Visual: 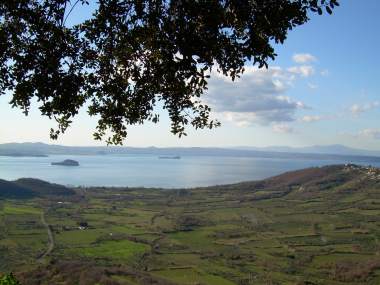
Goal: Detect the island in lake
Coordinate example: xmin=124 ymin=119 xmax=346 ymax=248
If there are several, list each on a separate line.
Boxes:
xmin=51 ymin=159 xmax=79 ymax=166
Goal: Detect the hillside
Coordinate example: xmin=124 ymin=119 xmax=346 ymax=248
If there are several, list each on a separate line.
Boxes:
xmin=0 ymin=179 xmax=35 ymax=199
xmin=1 ymin=165 xmax=380 ymax=284
xmin=205 ymin=164 xmax=378 ymax=199
xmin=14 ymin=179 xmax=76 ymax=197
xmin=0 ymin=178 xmax=75 ymax=199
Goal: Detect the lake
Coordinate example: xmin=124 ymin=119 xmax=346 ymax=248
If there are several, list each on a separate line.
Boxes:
xmin=0 ymin=154 xmax=379 ymax=188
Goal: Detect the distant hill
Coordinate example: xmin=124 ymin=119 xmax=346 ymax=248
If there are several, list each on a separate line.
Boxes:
xmin=14 ymin=178 xmax=76 ymax=196
xmin=208 ymin=164 xmax=380 ymax=202
xmin=231 ymin=144 xmax=380 ymax=157
xmin=0 ymin=179 xmax=35 ymax=199
xmin=0 ymin=142 xmax=380 ymax=161
xmin=0 ymin=178 xmax=75 ymax=199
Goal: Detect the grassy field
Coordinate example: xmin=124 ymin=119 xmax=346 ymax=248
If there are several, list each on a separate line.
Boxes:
xmin=1 ymin=164 xmax=380 ymax=284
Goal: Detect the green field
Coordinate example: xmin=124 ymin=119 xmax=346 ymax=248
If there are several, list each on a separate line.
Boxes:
xmin=1 ymin=164 xmax=380 ymax=284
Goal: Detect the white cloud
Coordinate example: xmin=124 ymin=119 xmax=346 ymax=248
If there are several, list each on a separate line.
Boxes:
xmin=320 ymin=69 xmax=329 ymax=76
xmin=205 ymin=66 xmax=307 ymax=127
xmin=220 ymin=112 xmax=259 ymax=128
xmin=292 ymin=53 xmax=317 ymax=64
xmin=287 ymin=65 xmax=315 ymax=77
xmin=350 ymin=101 xmax=379 ymax=116
xmin=308 ymin=83 xmax=318 ymax=89
xmin=350 ymin=104 xmax=361 ymax=115
xmin=300 ymin=115 xmax=323 ymax=123
xmin=358 ymin=129 xmax=380 ymax=140
xmin=300 ymin=114 xmax=337 ymax=123
xmin=272 ymin=123 xmax=293 ymax=134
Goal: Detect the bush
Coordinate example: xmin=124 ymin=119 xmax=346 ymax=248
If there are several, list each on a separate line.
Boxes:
xmin=0 ymin=273 xmax=20 ymax=285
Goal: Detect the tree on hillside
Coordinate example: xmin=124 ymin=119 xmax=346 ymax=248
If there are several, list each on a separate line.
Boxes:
xmin=0 ymin=0 xmax=339 ymax=144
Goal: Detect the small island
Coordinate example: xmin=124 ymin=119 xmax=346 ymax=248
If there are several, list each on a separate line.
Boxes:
xmin=51 ymin=159 xmax=79 ymax=166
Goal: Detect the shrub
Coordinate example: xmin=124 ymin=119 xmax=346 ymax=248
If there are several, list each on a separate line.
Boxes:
xmin=0 ymin=273 xmax=20 ymax=285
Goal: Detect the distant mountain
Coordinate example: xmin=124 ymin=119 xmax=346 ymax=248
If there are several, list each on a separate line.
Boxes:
xmin=0 ymin=142 xmax=380 ymax=161
xmin=0 ymin=142 xmax=49 ymax=157
xmin=0 ymin=178 xmax=75 ymax=199
xmin=231 ymin=144 xmax=380 ymax=157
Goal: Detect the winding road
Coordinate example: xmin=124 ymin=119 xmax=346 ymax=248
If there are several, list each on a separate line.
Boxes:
xmin=37 ymin=211 xmax=54 ymax=261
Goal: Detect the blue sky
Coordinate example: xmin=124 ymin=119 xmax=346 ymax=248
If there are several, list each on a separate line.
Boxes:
xmin=1 ymin=0 xmax=379 ymax=149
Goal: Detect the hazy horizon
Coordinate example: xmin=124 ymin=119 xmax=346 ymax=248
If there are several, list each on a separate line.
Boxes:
xmin=1 ymin=141 xmax=380 ymax=152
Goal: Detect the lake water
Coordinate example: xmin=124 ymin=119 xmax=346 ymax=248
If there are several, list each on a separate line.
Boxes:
xmin=0 ymin=154 xmax=379 ymax=188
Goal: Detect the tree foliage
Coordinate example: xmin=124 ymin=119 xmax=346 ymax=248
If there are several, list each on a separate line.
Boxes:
xmin=0 ymin=273 xmax=20 ymax=285
xmin=0 ymin=0 xmax=338 ymax=144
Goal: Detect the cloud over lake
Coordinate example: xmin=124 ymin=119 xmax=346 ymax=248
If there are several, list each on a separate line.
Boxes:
xmin=205 ymin=66 xmax=308 ymax=127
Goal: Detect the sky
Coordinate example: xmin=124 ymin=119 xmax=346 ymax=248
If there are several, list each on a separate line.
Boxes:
xmin=0 ymin=0 xmax=379 ymax=149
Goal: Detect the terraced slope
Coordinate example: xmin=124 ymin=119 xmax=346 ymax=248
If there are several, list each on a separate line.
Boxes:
xmin=1 ymin=164 xmax=380 ymax=284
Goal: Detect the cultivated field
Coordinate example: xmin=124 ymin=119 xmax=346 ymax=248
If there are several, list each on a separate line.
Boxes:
xmin=1 ymin=164 xmax=380 ymax=284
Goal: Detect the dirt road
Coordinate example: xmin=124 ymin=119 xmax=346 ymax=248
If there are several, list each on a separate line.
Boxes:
xmin=37 ymin=211 xmax=54 ymax=261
